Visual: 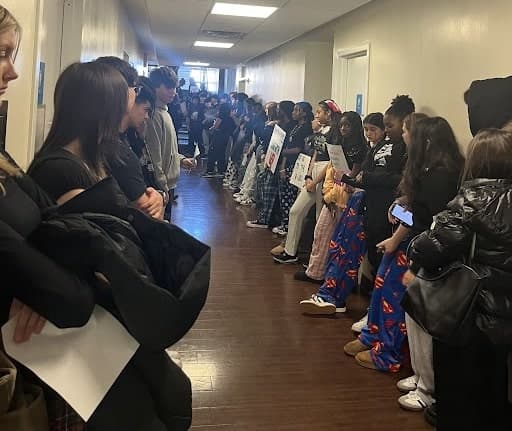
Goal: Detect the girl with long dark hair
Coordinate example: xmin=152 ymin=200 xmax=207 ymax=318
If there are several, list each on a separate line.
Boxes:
xmin=344 ymin=114 xmax=464 ymax=375
xmin=295 ymin=111 xmax=367 ymax=283
xmin=407 ymin=128 xmax=512 ymax=430
xmin=29 ymin=62 xmax=128 ymax=204
xmin=272 ymin=99 xmax=342 ymax=263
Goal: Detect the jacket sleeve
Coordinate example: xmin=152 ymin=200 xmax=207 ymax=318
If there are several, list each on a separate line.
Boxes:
xmin=408 ymin=206 xmax=473 ymax=272
xmin=0 ymin=219 xmax=95 ymax=327
xmin=145 ymin=114 xmax=169 ymax=193
xmin=14 ymin=174 xmax=54 ymax=210
xmin=322 ymin=164 xmax=335 ymax=197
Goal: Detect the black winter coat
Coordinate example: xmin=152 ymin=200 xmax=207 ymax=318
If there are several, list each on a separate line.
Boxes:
xmin=408 ymin=179 xmax=512 ymax=345
xmin=29 ymin=178 xmax=211 ymax=430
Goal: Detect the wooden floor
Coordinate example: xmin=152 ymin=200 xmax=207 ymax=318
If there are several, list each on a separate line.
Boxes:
xmin=172 ymin=171 xmax=432 ymax=431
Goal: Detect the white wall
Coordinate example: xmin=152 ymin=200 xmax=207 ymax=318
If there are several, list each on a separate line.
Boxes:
xmin=331 ymin=0 xmax=512 ymax=144
xmin=2 ymin=0 xmax=42 ymax=169
xmin=245 ymin=34 xmax=333 ymax=104
xmin=246 ymin=41 xmax=306 ymax=103
xmin=80 ymin=0 xmax=143 ymax=68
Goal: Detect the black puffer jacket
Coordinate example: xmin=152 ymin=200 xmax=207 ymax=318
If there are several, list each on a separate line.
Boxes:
xmin=408 ymin=178 xmax=512 ymax=344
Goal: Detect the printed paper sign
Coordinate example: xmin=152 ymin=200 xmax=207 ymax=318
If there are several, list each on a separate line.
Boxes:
xmin=290 ymin=154 xmax=312 ymax=189
xmin=2 ymin=306 xmax=139 ymax=421
xmin=264 ymin=125 xmax=287 ymax=174
xmin=327 ymin=144 xmax=350 ymax=173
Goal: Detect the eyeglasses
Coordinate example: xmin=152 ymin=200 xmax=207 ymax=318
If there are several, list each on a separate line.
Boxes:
xmin=131 ymin=85 xmax=143 ymax=95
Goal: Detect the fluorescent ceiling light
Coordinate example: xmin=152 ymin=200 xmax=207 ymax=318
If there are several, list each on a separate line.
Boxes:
xmin=194 ymin=41 xmax=234 ymax=49
xmin=184 ymin=61 xmax=210 ymax=67
xmin=211 ymin=2 xmax=278 ymax=18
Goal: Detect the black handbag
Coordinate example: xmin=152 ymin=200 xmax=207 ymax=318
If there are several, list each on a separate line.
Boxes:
xmin=402 ymin=234 xmax=490 ymax=345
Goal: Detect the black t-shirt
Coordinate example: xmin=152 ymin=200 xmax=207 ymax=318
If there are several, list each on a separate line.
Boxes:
xmin=30 ymin=144 xmax=147 ymax=203
xmin=283 ymin=121 xmax=313 ymax=166
xmin=29 ymin=149 xmax=96 ymax=202
xmin=109 ymin=136 xmax=147 ymax=201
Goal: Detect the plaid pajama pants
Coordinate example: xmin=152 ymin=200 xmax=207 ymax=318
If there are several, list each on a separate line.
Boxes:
xmin=278 ymin=165 xmax=299 ymax=231
xmin=305 ymin=205 xmax=341 ymax=280
xmin=46 ymin=390 xmax=86 ymax=431
xmin=256 ymin=169 xmax=279 ymax=225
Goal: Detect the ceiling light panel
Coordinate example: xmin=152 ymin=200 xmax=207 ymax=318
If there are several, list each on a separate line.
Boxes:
xmin=211 ymin=2 xmax=278 ymax=19
xmin=194 ymin=41 xmax=234 ymax=48
xmin=184 ymin=61 xmax=211 ymax=66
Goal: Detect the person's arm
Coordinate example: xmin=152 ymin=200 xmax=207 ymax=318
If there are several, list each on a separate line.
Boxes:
xmin=145 ymin=113 xmax=169 ymax=193
xmin=306 ymin=162 xmax=328 ymax=193
xmin=408 ymin=207 xmax=472 ymax=271
xmin=0 ymin=220 xmax=95 ymax=328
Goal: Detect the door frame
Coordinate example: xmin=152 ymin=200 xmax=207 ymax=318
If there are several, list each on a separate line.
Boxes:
xmin=332 ymin=43 xmax=370 ymax=115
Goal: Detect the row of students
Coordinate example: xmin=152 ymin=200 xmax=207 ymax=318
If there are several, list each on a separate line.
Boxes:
xmin=227 ymin=87 xmax=512 ymax=429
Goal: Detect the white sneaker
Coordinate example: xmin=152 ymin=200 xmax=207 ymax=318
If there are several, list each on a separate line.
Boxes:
xmin=166 ymin=349 xmax=183 ymax=369
xmin=299 ymin=294 xmax=346 ymax=315
xmin=398 ymin=389 xmax=431 ymax=412
xmin=351 ymin=313 xmax=368 ymax=333
xmin=397 ymin=375 xmax=419 ymax=393
xmin=246 ymin=220 xmax=268 ymax=228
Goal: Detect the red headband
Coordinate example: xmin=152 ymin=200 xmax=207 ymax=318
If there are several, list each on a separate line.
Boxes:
xmin=323 ymin=99 xmax=342 ymax=114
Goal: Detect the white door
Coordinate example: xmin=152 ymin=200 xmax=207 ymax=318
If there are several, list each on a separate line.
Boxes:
xmin=344 ymin=53 xmax=368 ymax=116
xmin=334 ymin=46 xmax=369 ymax=117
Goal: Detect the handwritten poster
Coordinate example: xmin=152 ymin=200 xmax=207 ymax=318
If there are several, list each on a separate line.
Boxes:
xmin=290 ymin=154 xmax=312 ymax=189
xmin=264 ymin=125 xmax=286 ymax=173
xmin=327 ymin=144 xmax=350 ymax=173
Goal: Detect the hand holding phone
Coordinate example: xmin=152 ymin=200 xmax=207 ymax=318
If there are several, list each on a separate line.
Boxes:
xmin=391 ymin=203 xmax=414 ymax=228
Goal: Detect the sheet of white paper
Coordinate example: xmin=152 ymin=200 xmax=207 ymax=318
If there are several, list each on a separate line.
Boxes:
xmin=327 ymin=144 xmax=350 ymax=173
xmin=193 ymin=144 xmax=201 ymax=159
xmin=290 ymin=154 xmax=312 ymax=189
xmin=264 ymin=125 xmax=287 ymax=173
xmin=2 ymin=306 xmax=139 ymax=421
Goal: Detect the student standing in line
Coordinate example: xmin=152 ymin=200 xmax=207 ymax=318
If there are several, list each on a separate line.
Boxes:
xmin=271 ymin=99 xmax=342 ymax=263
xmin=273 ymin=102 xmax=314 ymax=236
xmin=203 ymin=102 xmax=237 ymax=177
xmin=146 ymin=66 xmax=196 ymax=220
xmin=94 ymin=56 xmax=164 ymax=219
xmin=344 ymin=115 xmax=463 ymax=376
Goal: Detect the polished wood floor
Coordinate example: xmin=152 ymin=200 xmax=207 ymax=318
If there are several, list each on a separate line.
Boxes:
xmin=172 ymin=170 xmax=432 ymax=431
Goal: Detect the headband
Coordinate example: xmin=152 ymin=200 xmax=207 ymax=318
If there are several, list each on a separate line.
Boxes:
xmin=323 ymin=99 xmax=342 ymax=114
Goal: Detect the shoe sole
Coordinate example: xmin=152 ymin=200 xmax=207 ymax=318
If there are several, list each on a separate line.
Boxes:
xmin=247 ymin=224 xmax=268 ymax=229
xmin=344 ymin=344 xmax=370 ymax=357
xmin=398 ymin=398 xmax=427 ymax=412
xmin=273 ymin=257 xmax=298 ymax=264
xmin=300 ymin=302 xmax=336 ymax=315
xmin=397 ymin=384 xmax=418 ymax=393
xmin=355 ymin=354 xmax=377 ymax=370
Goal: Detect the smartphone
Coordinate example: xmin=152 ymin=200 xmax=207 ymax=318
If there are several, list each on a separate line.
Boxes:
xmin=391 ymin=203 xmax=414 ymax=227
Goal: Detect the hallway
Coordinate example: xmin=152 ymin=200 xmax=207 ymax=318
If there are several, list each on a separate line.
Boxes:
xmin=172 ymin=172 xmax=431 ymax=431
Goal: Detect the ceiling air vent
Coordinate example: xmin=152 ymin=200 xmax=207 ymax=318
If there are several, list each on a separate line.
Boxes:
xmin=200 ymin=30 xmax=246 ymax=41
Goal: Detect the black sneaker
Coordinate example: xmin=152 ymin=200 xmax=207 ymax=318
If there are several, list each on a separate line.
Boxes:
xmin=294 ymin=271 xmax=323 ymax=284
xmin=273 ymin=252 xmax=298 ymax=264
xmin=424 ymin=403 xmax=436 ymax=427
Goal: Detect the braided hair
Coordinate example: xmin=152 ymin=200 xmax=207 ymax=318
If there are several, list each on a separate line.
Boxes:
xmin=385 ymin=95 xmax=415 ymax=121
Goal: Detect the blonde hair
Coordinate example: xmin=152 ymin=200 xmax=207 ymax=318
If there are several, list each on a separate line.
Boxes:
xmin=0 ymin=6 xmax=21 ymax=58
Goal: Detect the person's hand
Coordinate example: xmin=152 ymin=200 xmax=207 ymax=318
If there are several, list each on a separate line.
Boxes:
xmin=376 ymin=236 xmax=401 ymax=255
xmin=9 ymin=299 xmax=46 ymax=344
xmin=388 ymin=203 xmax=399 ymax=224
xmin=140 ymin=187 xmax=164 ymax=219
xmin=181 ymin=158 xmax=197 ymax=169
xmin=305 ymin=179 xmax=316 ymax=192
xmin=402 ymin=269 xmax=416 ymax=288
xmin=279 ymin=169 xmax=287 ymax=180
